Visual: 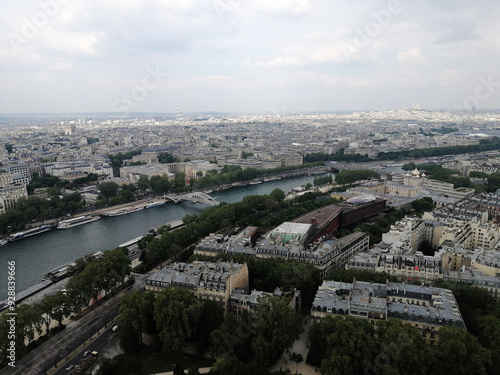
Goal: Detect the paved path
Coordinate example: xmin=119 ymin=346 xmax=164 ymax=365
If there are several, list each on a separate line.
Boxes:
xmin=152 ymin=367 xmax=211 ymax=375
xmin=270 ymin=316 xmax=319 ymax=375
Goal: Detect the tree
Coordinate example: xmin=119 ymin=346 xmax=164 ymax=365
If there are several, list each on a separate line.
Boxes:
xmin=403 ymin=162 xmax=417 ymax=171
xmin=270 ymin=188 xmax=286 ymax=203
xmin=209 ymin=358 xmax=268 ymax=375
xmin=159 ymin=152 xmax=177 ymax=163
xmin=319 ymin=316 xmax=377 ymax=375
xmin=150 ymin=174 xmax=171 ymax=194
xmin=99 ymin=182 xmax=119 ymax=201
xmin=137 ymin=234 xmax=155 ymax=250
xmin=434 ymin=326 xmax=491 ymax=375
xmin=48 ymin=291 xmax=71 ymax=328
xmin=173 ymin=172 xmax=189 ymax=192
xmin=328 ymin=269 xmax=397 ymax=284
xmin=371 ymin=319 xmax=433 ymax=375
xmin=335 ymin=170 xmax=380 ymax=185
xmin=412 ymin=197 xmax=434 ymax=212
xmin=418 ymin=239 xmax=434 ymax=256
xmin=137 ymin=175 xmax=150 ymax=195
xmin=118 ymin=291 xmax=156 ymax=354
xmin=154 ymin=288 xmax=203 ymax=353
xmin=251 ymin=294 xmax=303 ymax=366
xmin=197 ymin=300 xmax=225 ymax=347
xmin=474 ymin=314 xmax=500 ymax=370
xmin=173 ymin=362 xmax=185 ymax=375
xmin=95 ymin=354 xmax=141 ymax=375
xmin=210 ymin=310 xmax=253 ymax=360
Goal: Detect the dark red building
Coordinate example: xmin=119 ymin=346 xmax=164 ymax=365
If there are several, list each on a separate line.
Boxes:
xmin=291 ymin=198 xmax=387 ymax=246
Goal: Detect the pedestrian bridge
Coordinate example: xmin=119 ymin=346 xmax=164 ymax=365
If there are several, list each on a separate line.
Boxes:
xmin=162 ymin=192 xmax=220 ymax=206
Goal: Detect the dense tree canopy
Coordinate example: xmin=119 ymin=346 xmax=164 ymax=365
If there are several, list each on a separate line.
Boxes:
xmin=158 ymin=152 xmax=178 ymax=164
xmin=334 ymin=170 xmax=380 ymax=185
xmin=154 ymin=288 xmax=203 ymax=353
xmin=108 ymin=150 xmax=142 ymax=176
xmin=66 ymin=248 xmax=131 ymax=311
xmin=251 ymin=295 xmax=303 ymax=366
xmin=117 ymin=291 xmax=157 ymax=354
xmin=411 ymin=197 xmax=434 ymax=212
xmin=435 ymin=327 xmax=492 ymax=375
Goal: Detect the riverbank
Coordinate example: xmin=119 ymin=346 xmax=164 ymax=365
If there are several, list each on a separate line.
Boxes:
xmin=0 ymin=172 xmax=331 ymax=301
xmin=27 ymin=166 xmax=329 ymax=226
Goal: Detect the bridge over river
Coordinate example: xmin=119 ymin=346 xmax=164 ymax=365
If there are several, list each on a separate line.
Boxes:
xmin=162 ymin=192 xmax=220 ymax=206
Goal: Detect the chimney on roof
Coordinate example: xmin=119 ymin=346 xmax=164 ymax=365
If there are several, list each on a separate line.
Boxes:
xmin=311 ymin=218 xmax=318 ymax=224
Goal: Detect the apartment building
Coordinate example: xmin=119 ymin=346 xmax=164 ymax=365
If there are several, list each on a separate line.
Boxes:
xmin=194 ymin=226 xmax=258 ymax=258
xmin=145 ymin=260 xmax=249 ymax=308
xmin=228 ymin=287 xmax=301 ymax=316
xmin=311 ymin=280 xmax=465 ymax=346
xmin=382 ymin=217 xmax=424 ymax=254
xmin=0 ymin=169 xmax=28 ymax=214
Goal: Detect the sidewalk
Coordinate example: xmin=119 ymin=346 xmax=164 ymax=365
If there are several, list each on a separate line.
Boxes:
xmin=152 ymin=367 xmax=211 ymax=375
xmin=270 ymin=316 xmax=319 ymax=375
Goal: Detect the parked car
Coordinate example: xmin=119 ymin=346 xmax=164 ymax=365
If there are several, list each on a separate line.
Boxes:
xmin=66 ymin=364 xmax=74 ymax=371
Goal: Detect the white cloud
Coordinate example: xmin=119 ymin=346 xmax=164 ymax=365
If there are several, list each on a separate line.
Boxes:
xmin=46 ymin=61 xmax=73 ymax=71
xmin=248 ymin=0 xmax=311 ymax=17
xmin=438 ymin=69 xmax=467 ymax=86
xmin=240 ymin=56 xmax=300 ymax=68
xmin=35 ymin=71 xmax=56 ymax=84
xmin=397 ymin=47 xmax=432 ymax=70
xmin=0 ymin=0 xmax=499 ymax=112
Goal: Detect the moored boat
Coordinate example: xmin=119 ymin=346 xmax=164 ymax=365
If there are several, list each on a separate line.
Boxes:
xmin=0 ymin=239 xmax=8 ymax=247
xmin=144 ymin=201 xmax=166 ymax=209
xmin=105 ymin=206 xmax=144 ymax=217
xmin=8 ymin=225 xmax=52 ymax=241
xmin=119 ymin=236 xmax=144 ymax=248
xmin=57 ymin=215 xmax=101 ymax=229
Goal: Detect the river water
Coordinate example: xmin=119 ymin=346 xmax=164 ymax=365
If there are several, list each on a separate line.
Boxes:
xmin=0 ymin=174 xmax=331 ymax=300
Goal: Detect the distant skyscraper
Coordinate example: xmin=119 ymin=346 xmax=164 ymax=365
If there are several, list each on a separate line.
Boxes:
xmin=176 ymin=108 xmax=184 ymax=121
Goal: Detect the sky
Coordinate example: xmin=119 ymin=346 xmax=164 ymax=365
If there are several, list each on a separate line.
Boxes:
xmin=1 ymin=0 xmax=499 ymax=114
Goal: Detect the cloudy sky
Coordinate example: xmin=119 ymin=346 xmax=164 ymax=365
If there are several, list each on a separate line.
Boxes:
xmin=1 ymin=0 xmax=499 ymax=114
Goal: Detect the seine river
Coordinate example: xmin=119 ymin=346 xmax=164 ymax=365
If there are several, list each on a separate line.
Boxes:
xmin=0 ymin=174 xmax=330 ymax=300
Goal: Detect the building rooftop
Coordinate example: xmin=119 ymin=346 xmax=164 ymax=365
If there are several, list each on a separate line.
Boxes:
xmin=312 ymin=280 xmax=465 ymax=328
xmin=146 ymin=260 xmax=245 ymax=290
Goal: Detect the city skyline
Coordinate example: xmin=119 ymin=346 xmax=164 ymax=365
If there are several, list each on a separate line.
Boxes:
xmin=1 ymin=0 xmax=499 ymax=114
